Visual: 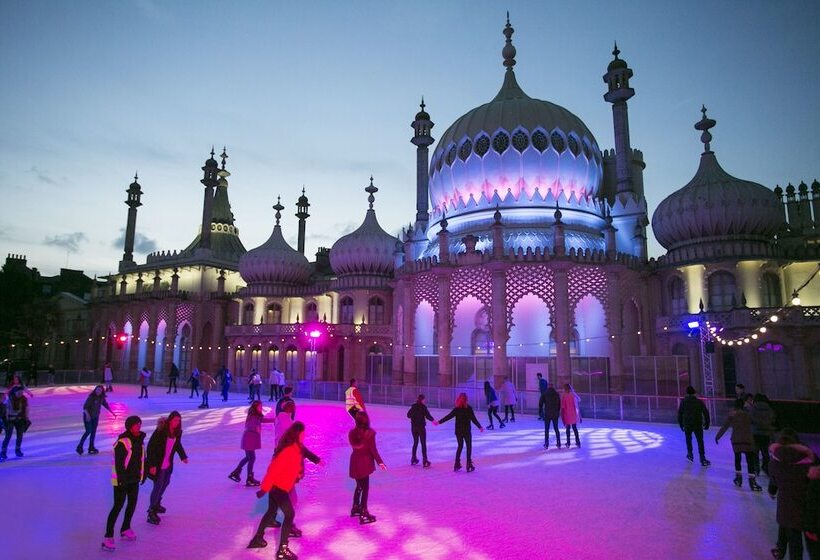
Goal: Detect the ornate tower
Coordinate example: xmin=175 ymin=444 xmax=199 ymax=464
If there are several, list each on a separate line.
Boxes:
xmin=295 ymin=187 xmax=310 ymax=255
xmin=118 ymin=173 xmax=143 ymax=272
xmin=199 ymin=147 xmax=219 ymax=251
xmin=603 ymin=42 xmax=635 ymax=196
xmin=411 ymin=97 xmax=434 ymax=227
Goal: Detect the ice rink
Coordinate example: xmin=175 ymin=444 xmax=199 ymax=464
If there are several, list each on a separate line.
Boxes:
xmin=4 ymin=384 xmax=795 ymax=560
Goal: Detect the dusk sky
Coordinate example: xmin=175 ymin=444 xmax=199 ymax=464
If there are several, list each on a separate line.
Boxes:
xmin=1 ymin=1 xmax=818 ymax=277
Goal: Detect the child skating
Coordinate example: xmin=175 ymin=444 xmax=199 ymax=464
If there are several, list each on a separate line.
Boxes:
xmin=349 ymin=411 xmax=387 ymax=523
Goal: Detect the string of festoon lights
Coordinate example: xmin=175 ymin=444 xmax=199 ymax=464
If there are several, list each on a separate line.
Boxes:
xmin=710 ymin=263 xmax=820 ymax=348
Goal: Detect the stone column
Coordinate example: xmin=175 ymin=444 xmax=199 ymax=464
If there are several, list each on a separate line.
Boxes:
xmin=146 ymin=315 xmax=159 ymax=374
xmin=607 ymin=270 xmax=624 ymax=392
xmin=212 ymin=302 xmax=225 ymax=372
xmin=554 ymin=266 xmax=571 ymax=387
xmin=227 ymin=342 xmax=236 ymax=375
xmin=790 ymin=332 xmax=812 ymax=399
xmin=402 ymin=279 xmax=417 ymax=385
xmin=162 ymin=303 xmax=178 ymax=375
xmin=491 ymin=266 xmax=508 ymax=386
xmin=436 ymin=272 xmax=452 ymax=387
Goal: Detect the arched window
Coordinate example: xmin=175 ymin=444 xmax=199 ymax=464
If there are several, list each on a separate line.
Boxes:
xmin=761 ymin=273 xmax=782 ymax=308
xmin=242 ymin=302 xmax=255 ymax=325
xmin=368 ymin=297 xmax=385 ymax=325
xmin=266 ymin=303 xmax=283 ymax=324
xmin=668 ymin=277 xmax=686 ymax=316
xmin=305 ymin=302 xmax=319 ymax=323
xmin=340 ymin=297 xmax=354 ymax=324
xmin=708 ymin=271 xmax=736 ymax=311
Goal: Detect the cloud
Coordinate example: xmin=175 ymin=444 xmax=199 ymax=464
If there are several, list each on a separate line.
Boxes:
xmin=306 ymin=221 xmax=358 ymax=244
xmin=27 ymin=165 xmax=57 ymax=185
xmin=43 ymin=232 xmax=87 ymax=254
xmin=111 ymin=228 xmax=158 ymax=254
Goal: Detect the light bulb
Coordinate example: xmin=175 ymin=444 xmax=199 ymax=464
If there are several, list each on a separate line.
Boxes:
xmin=770 ymin=315 xmax=779 ymax=323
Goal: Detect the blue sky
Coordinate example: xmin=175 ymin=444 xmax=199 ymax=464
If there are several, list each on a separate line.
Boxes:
xmin=1 ymin=1 xmax=818 ymax=276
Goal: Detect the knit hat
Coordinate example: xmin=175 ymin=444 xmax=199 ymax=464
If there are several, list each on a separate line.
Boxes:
xmin=125 ymin=415 xmax=142 ymax=430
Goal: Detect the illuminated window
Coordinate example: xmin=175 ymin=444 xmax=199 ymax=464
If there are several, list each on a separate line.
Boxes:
xmin=474 ymin=135 xmax=490 ymax=156
xmin=340 ymin=297 xmax=354 ymax=324
xmin=458 ymin=139 xmax=472 ymax=161
xmin=266 ymin=303 xmax=282 ymax=324
xmin=708 ymin=271 xmax=736 ymax=311
xmin=551 ymin=131 xmax=565 ymax=154
xmin=368 ymin=296 xmax=385 ymax=325
xmin=761 ymin=273 xmax=781 ymax=308
xmin=511 ymin=130 xmax=529 ymax=152
xmin=492 ymin=131 xmax=510 ymax=154
xmin=531 ymin=130 xmax=548 ymax=152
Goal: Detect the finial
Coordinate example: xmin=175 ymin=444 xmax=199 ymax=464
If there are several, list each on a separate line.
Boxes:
xmin=302 ymin=186 xmax=306 ymax=196
xmin=210 ymin=146 xmax=215 ymax=158
xmin=554 ymin=203 xmax=563 ymax=223
xmin=273 ymin=196 xmax=284 ymax=226
xmin=220 ymin=147 xmax=228 ymax=169
xmin=365 ymin=176 xmax=378 ymax=209
xmin=420 ymin=96 xmax=425 ymax=111
xmin=440 ymin=209 xmax=448 ymax=232
xmin=694 ymin=105 xmax=717 ymax=153
xmin=493 ymin=204 xmax=502 ymax=225
xmin=612 ymin=41 xmax=620 ymax=59
xmin=502 ymin=12 xmax=516 ymax=70
xmin=134 ymin=171 xmax=139 ymax=182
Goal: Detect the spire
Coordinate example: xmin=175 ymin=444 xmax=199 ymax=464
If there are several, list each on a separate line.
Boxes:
xmin=295 ymin=187 xmax=310 ymax=255
xmin=365 ymin=176 xmax=378 ymax=210
xmin=493 ymin=14 xmax=528 ymax=102
xmin=695 ymin=105 xmax=717 ymax=154
xmin=273 ymin=196 xmax=284 ymax=226
xmin=219 ymin=146 xmax=229 ymax=172
xmin=502 ymin=12 xmax=516 ymax=70
xmin=612 ymin=41 xmax=620 ymax=59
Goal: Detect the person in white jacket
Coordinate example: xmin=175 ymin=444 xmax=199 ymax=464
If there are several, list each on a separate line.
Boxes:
xmin=500 ymin=377 xmax=517 ymax=423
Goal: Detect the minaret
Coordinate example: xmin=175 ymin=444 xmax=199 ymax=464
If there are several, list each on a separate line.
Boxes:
xmin=295 ymin=187 xmax=310 ymax=255
xmin=411 ymin=97 xmax=434 ymax=227
xmin=199 ymin=147 xmax=219 ymax=250
xmin=118 ymin=173 xmax=143 ymax=272
xmin=603 ymin=42 xmax=635 ymax=196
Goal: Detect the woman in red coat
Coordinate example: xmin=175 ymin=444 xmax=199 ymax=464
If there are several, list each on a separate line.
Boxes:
xmin=248 ymin=421 xmax=305 ymax=560
xmin=349 ymin=411 xmax=387 ymax=524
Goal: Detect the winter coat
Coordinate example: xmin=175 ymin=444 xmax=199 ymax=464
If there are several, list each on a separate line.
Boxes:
xmin=111 ymin=430 xmax=145 ymax=486
xmin=349 ymin=427 xmax=383 ymax=479
xmin=538 ymin=377 xmax=548 ymax=394
xmin=139 ymin=369 xmax=151 ymax=386
xmin=438 ymin=406 xmax=482 ymax=436
xmin=749 ymin=402 xmax=776 ymax=437
xmin=543 ymin=388 xmax=561 ymax=421
xmin=274 ymin=411 xmax=293 ymax=444
xmin=677 ymin=395 xmax=710 ymax=431
xmin=484 ymin=385 xmax=499 ymax=407
xmin=499 ymin=381 xmax=517 ymax=406
xmin=199 ymin=372 xmax=216 ymax=392
xmin=768 ymin=443 xmax=815 ymax=529
xmin=407 ymin=402 xmax=434 ymax=428
xmin=4 ymin=389 xmax=28 ymax=421
xmin=103 ymin=366 xmax=113 ymax=382
xmin=260 ymin=443 xmax=302 ymax=493
xmin=83 ymin=392 xmax=112 ymax=420
xmin=560 ymin=391 xmax=580 ymax=425
xmin=240 ymin=411 xmax=275 ymax=451
xmin=715 ymin=409 xmax=755 ymax=453
xmin=169 ymin=364 xmax=179 ymax=379
xmin=804 ymin=465 xmax=820 ymax=534
xmin=145 ymin=429 xmax=187 ymax=478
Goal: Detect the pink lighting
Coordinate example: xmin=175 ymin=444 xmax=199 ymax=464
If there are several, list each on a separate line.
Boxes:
xmin=309 ymin=329 xmax=321 ymax=339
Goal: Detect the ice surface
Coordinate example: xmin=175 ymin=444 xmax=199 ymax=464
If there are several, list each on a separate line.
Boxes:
xmin=4 ymin=385 xmax=792 ymax=559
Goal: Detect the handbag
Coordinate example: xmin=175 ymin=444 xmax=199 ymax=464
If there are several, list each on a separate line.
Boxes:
xmin=21 ymin=418 xmax=32 ymax=433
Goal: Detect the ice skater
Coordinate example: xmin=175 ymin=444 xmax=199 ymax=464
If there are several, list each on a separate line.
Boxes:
xmin=248 ymin=369 xmax=262 ymax=402
xmin=543 ymin=382 xmax=561 ymax=449
xmin=137 ymin=367 xmax=151 ymax=398
xmin=536 ymin=372 xmax=548 ymax=420
xmin=101 ymin=415 xmax=145 ymax=552
xmin=677 ymin=386 xmax=711 ymax=466
xmin=715 ymin=399 xmax=761 ymax=491
xmin=406 ymin=394 xmax=435 ymax=467
xmin=0 ymin=386 xmax=30 ymax=462
xmin=145 ymin=411 xmax=188 ymax=525
xmin=103 ymin=362 xmax=114 ymax=392
xmin=229 ymin=400 xmax=276 ymax=486
xmin=219 ymin=366 xmax=232 ymax=402
xmin=77 ymin=385 xmax=116 ymax=455
xmin=500 ymin=376 xmax=517 ymax=423
xmin=435 ymin=392 xmax=484 ymax=472
xmin=560 ymin=383 xmax=581 ymax=448
xmin=248 ymin=421 xmax=307 ymax=559
xmin=166 ymin=363 xmax=179 ymax=394
xmin=275 ymin=400 xmax=296 ymax=445
xmin=268 ymin=367 xmax=282 ymax=401
xmin=276 ymin=386 xmax=296 ymax=420
xmin=749 ymin=393 xmax=776 ymax=475
xmin=483 ymin=380 xmax=504 ymax=430
xmin=188 ymin=368 xmax=200 ymax=398
xmin=345 ymin=378 xmax=365 ymax=420
xmin=349 ymin=411 xmax=387 ymax=523
xmin=198 ymin=370 xmax=216 ymax=409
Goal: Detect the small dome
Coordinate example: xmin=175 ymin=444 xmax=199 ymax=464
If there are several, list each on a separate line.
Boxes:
xmin=330 ymin=179 xmax=396 ymax=277
xmin=239 ymin=214 xmax=310 ymax=285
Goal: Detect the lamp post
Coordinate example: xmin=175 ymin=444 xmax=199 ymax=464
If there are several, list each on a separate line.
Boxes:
xmin=308 ymin=329 xmax=321 ymax=379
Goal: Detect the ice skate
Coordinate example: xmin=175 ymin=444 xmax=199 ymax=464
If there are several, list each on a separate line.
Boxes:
xmin=748 ymin=477 xmax=762 ymax=492
xmin=700 ymin=458 xmax=711 ymax=467
xmin=351 ymin=504 xmax=362 ymax=517
xmin=88 ymin=447 xmax=99 ymax=455
xmin=14 ymin=449 xmax=23 ymax=458
xmin=76 ymin=445 xmax=84 ymax=455
xmin=411 ymin=457 xmax=419 ymax=465
xmin=486 ymin=424 xmax=494 ymax=430
xmin=499 ymin=422 xmax=505 ymax=429
xmin=276 ymin=544 xmax=298 ymax=559
xmin=246 ymin=475 xmax=261 ymax=487
xmin=228 ymin=470 xmax=241 ymax=482
xmin=423 ymin=460 xmax=431 ymax=468
xmin=0 ymin=453 xmax=9 ymax=462
xmin=466 ymin=461 xmax=475 ymax=472
xmin=147 ymin=510 xmax=161 ymax=525
xmin=120 ymin=529 xmax=136 ymax=541
xmin=247 ymin=534 xmax=267 ymax=549
xmin=686 ymin=454 xmax=693 ymax=462
xmin=770 ymin=547 xmax=785 ymax=559
xmin=101 ymin=537 xmax=116 ymax=551
xmin=733 ymin=474 xmax=743 ymax=487
xmin=289 ymin=526 xmax=302 ymax=538
xmin=453 ymin=461 xmax=462 ymax=472
xmin=155 ymin=504 xmax=167 ymax=514
xmin=359 ymin=510 xmax=377 ymax=524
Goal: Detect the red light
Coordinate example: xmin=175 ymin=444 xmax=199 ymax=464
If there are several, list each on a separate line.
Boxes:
xmin=118 ymin=334 xmax=128 ymax=343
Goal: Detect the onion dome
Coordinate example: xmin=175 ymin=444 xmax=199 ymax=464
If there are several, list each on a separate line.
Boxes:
xmin=428 ymin=15 xmax=602 ymax=223
xmin=415 ymin=97 xmax=430 ymax=121
xmin=239 ymin=197 xmax=310 ymax=285
xmin=651 ymin=107 xmax=784 ymax=260
xmin=607 ymin=42 xmax=628 ymax=71
xmin=330 ymin=178 xmax=397 ymax=277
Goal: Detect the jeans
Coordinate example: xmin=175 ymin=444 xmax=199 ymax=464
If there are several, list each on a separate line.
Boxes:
xmin=411 ymin=426 xmax=428 ymax=462
xmin=503 ymin=405 xmax=515 ymax=421
xmin=139 ymin=385 xmax=148 ymax=398
xmin=353 ymin=476 xmax=371 ymax=510
xmin=189 ymin=379 xmax=199 ymax=397
xmin=1 ymin=419 xmax=24 ymax=453
xmin=775 ymin=526 xmax=805 ymax=560
xmin=734 ymin=451 xmax=757 ymax=474
xmin=235 ymin=449 xmax=256 ymax=477
xmin=201 ymin=391 xmax=210 ymax=407
xmin=684 ymin=428 xmax=706 ymax=459
xmin=487 ymin=406 xmax=503 ymax=427
xmin=455 ymin=431 xmax=473 ymax=464
xmin=79 ymin=415 xmax=100 ymax=449
xmin=105 ymin=482 xmax=139 ymax=538
xmin=538 ymin=393 xmax=546 ymax=418
xmin=149 ymin=468 xmax=172 ymax=511
xmin=249 ymin=385 xmax=261 ymax=401
xmin=256 ymin=487 xmax=294 ymax=548
xmin=544 ymin=418 xmax=561 ymax=447
xmin=753 ymin=434 xmax=771 ymax=473
xmin=565 ymin=424 xmax=580 ymax=447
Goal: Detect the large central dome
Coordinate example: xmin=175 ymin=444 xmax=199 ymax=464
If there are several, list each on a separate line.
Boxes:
xmin=428 ymin=21 xmax=603 ymax=226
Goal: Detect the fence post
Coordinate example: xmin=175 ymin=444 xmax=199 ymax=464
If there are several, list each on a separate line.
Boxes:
xmin=592 ymin=394 xmax=597 ymax=419
xmin=619 ymin=395 xmax=624 ymax=421
xmin=647 ymin=397 xmax=652 ymax=422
